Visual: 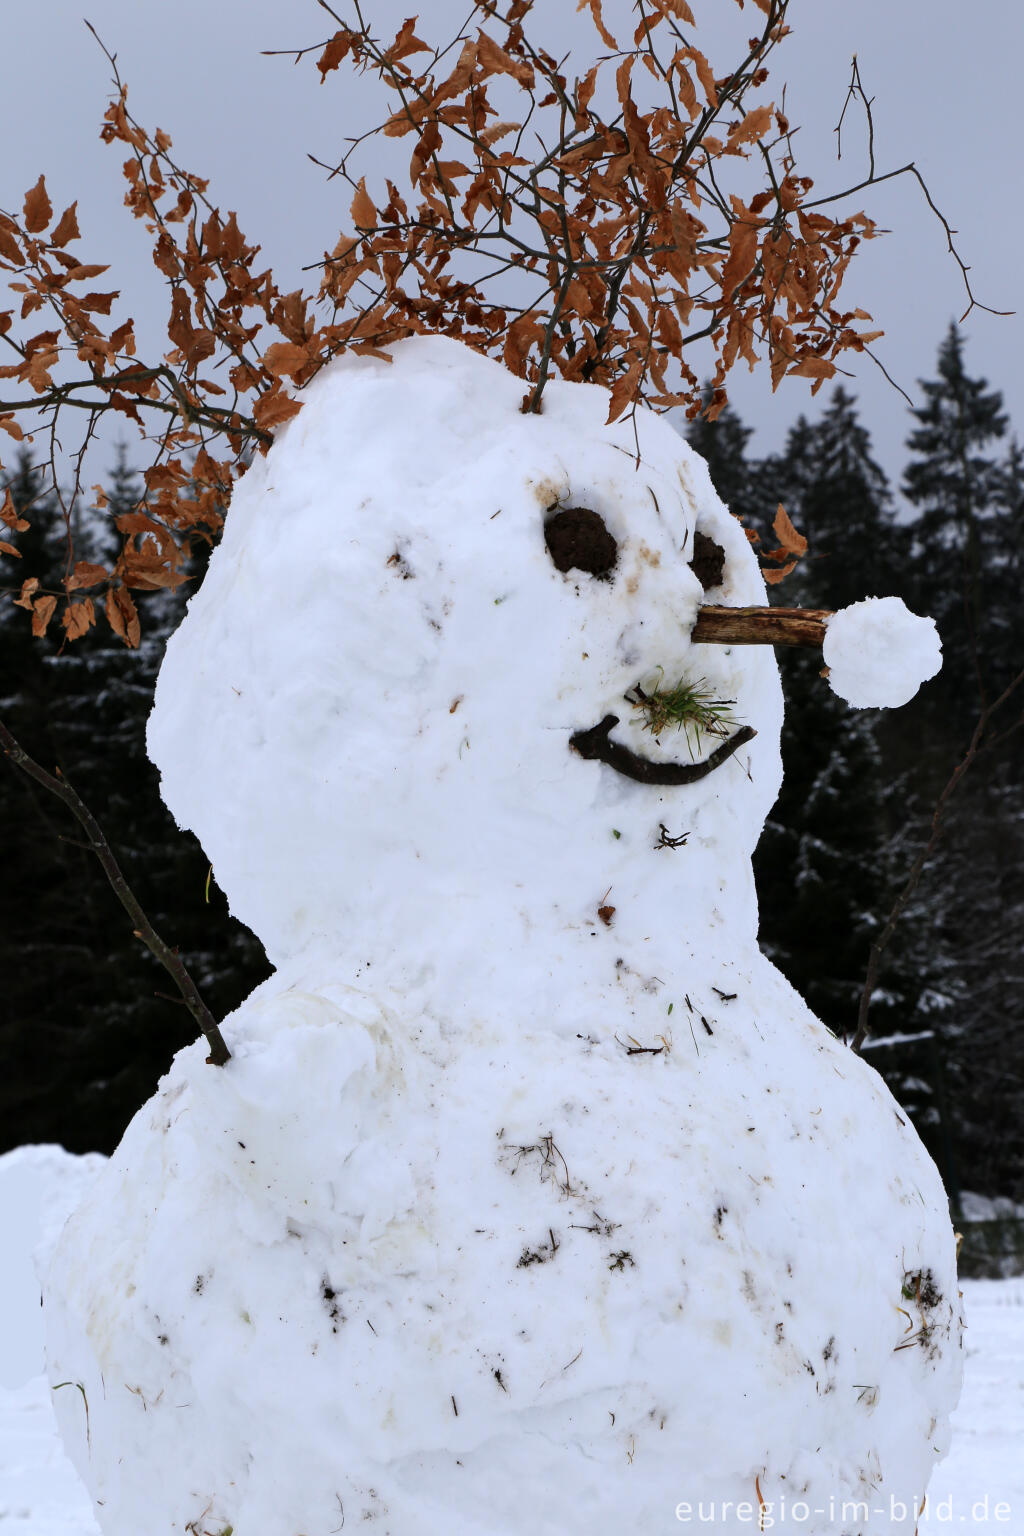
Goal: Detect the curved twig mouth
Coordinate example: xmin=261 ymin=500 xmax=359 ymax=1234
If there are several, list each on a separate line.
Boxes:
xmin=569 ymin=714 xmax=756 ymax=786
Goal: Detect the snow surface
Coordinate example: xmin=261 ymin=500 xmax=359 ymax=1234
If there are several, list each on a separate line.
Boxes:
xmin=5 ymin=1149 xmax=1023 ymax=1534
xmin=961 ymin=1193 xmax=1024 ymax=1225
xmin=42 ymin=338 xmax=961 ymax=1534
xmin=0 ymin=1145 xmax=105 ymax=1391
xmin=823 ymin=597 xmax=942 ymax=709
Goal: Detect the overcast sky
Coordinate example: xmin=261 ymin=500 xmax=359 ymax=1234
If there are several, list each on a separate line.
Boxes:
xmin=2 ymin=0 xmax=1021 ymax=492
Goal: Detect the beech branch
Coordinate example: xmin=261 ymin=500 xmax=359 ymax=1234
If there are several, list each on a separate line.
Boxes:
xmin=692 ymin=605 xmax=833 ymax=647
xmin=0 ymin=717 xmax=230 ymax=1067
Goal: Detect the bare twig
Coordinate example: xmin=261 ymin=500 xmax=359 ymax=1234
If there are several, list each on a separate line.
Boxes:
xmin=0 ymin=717 xmax=230 ymax=1066
xmin=835 ymin=56 xmax=874 ymax=177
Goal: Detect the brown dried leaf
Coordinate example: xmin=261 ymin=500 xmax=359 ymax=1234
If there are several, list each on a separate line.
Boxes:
xmin=23 ymin=175 xmax=52 ymax=234
xmin=62 ymin=599 xmax=96 ymax=640
xmin=1 ymin=489 xmax=29 ymax=531
xmin=788 ymin=355 xmax=836 ymax=383
xmin=31 ymin=594 xmax=57 ymax=636
xmin=262 ymin=341 xmax=313 ymax=380
xmin=25 ymin=348 xmax=57 ymax=392
xmin=656 ymin=304 xmax=682 ymax=354
xmin=673 ymin=61 xmax=698 ymax=120
xmin=167 ymin=289 xmax=195 ymax=353
xmin=434 ymin=39 xmax=478 ymax=104
xmin=318 ymin=30 xmax=353 ymax=81
xmin=0 ymin=226 xmax=24 ymax=265
xmin=410 ymin=119 xmax=443 ymax=187
xmin=772 ymin=503 xmax=807 ymax=557
xmin=728 ymin=104 xmax=773 ymax=147
xmin=476 ymin=32 xmax=534 ymax=87
xmin=116 ymin=511 xmax=167 ymax=536
xmin=615 ymin=55 xmax=635 ymax=112
xmin=51 ymin=202 xmax=81 ymax=246
xmin=0 ymin=415 xmax=24 ymax=441
xmin=106 ymin=586 xmax=141 ymax=647
xmin=0 ymin=219 xmax=23 ymax=264
xmin=763 ymin=561 xmax=797 ymax=585
xmin=387 ymin=17 xmax=431 ymax=64
xmin=108 ymin=392 xmax=145 ymax=425
xmin=721 ymin=214 xmax=759 ymax=296
xmin=606 ymin=357 xmax=643 ymax=423
xmin=382 ymin=103 xmax=424 ymax=138
xmin=109 ymin=318 xmax=136 ymax=355
xmin=687 ymin=48 xmax=718 ymax=107
xmin=565 ymin=276 xmax=594 ymax=318
xmin=503 ymin=313 xmax=545 ymax=375
xmin=252 ymin=387 xmax=303 ymax=432
xmin=350 ymin=177 xmax=376 ymax=229
xmin=188 ymin=329 xmax=216 ymax=365
xmin=66 ymin=560 xmax=110 ymax=592
xmin=577 ymin=0 xmax=618 ymax=49
xmin=479 ymin=120 xmax=520 ymax=148
xmin=78 ymin=290 xmax=118 ymax=316
xmin=122 ymin=547 xmax=186 ymax=591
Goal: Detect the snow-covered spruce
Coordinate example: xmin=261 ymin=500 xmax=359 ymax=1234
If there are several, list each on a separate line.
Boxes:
xmin=44 ymin=338 xmax=960 ymax=1536
xmin=823 ymin=596 xmax=942 ymax=709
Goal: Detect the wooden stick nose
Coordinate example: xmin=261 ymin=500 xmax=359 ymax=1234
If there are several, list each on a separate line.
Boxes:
xmin=691 ymin=605 xmax=834 ymax=648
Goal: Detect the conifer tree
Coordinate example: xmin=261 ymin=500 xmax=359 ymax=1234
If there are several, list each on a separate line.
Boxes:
xmin=748 ymin=391 xmax=974 ymax=1171
xmin=893 ymin=330 xmax=1024 ymax=1200
xmin=684 ymin=394 xmax=770 ymax=535
xmin=764 ymin=387 xmax=903 ymax=609
xmin=0 ymin=449 xmax=271 ymax=1156
xmin=903 ymin=324 xmax=1010 ymax=721
xmin=719 ymin=392 xmax=933 ymax=1062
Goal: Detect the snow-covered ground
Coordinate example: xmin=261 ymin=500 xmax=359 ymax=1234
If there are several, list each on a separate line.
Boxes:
xmin=1 ymin=1145 xmax=1022 ymax=1533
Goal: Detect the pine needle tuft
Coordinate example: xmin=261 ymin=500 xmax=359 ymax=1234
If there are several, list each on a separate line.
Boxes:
xmin=626 ymin=673 xmax=736 ymax=758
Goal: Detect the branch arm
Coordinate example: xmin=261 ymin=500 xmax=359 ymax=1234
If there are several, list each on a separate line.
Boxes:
xmin=0 ymin=717 xmax=230 ymax=1067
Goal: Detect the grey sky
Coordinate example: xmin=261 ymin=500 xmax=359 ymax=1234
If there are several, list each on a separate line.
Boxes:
xmin=3 ymin=0 xmax=1021 ymax=491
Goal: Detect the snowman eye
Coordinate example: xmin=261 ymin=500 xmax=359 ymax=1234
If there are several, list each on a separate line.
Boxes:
xmin=543 ymin=507 xmax=618 ymax=581
xmin=689 ymin=531 xmax=726 ymax=591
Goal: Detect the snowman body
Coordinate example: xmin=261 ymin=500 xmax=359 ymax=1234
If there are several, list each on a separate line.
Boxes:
xmin=44 ymin=338 xmax=961 ymax=1536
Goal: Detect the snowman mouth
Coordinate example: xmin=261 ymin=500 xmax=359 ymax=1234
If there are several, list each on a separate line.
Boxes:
xmin=569 ymin=714 xmax=756 ymax=786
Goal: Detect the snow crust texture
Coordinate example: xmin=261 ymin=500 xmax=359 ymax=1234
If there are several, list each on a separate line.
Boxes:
xmin=44 ymin=339 xmax=961 ymax=1536
xmin=823 ymin=597 xmax=942 ymax=709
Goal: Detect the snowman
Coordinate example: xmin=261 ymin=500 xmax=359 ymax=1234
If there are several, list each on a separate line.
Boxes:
xmin=44 ymin=336 xmax=957 ymax=1536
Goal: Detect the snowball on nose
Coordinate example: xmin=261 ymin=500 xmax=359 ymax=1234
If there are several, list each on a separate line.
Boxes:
xmin=823 ymin=597 xmax=942 ymax=709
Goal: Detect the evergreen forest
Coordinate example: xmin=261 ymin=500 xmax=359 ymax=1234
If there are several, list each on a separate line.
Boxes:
xmin=2 ymin=326 xmax=1022 ymax=1225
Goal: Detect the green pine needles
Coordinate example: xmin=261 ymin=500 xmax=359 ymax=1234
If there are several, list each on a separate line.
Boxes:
xmin=626 ymin=672 xmax=737 ymax=757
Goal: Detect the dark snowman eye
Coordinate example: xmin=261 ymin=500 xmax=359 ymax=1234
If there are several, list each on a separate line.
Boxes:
xmin=544 ymin=507 xmax=618 ymax=580
xmin=688 ymin=530 xmax=726 ymax=591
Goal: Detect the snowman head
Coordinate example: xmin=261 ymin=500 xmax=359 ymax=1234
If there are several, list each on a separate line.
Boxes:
xmin=148 ymin=337 xmax=784 ymax=994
